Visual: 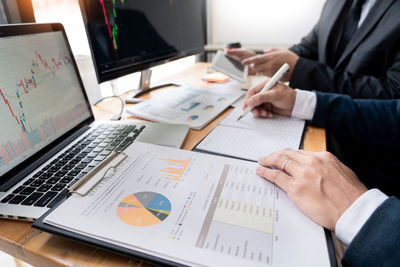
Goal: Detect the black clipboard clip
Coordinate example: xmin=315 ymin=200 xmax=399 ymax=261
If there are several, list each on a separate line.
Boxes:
xmin=69 ymin=151 xmax=128 ymax=196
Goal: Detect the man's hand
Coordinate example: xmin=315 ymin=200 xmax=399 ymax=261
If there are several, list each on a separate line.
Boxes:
xmin=242 ymin=48 xmax=299 ymax=79
xmin=225 ymin=47 xmax=256 ymax=62
xmin=257 ymin=149 xmax=368 ymax=230
xmin=244 ymin=81 xmax=297 ymax=118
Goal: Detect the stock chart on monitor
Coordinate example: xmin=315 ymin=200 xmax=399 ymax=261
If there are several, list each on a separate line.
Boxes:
xmin=0 ymin=31 xmax=91 ymax=176
xmin=81 ymin=0 xmax=204 ymax=81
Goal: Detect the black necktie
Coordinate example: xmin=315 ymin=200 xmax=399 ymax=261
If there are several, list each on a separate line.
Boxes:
xmin=336 ymin=0 xmax=366 ymax=58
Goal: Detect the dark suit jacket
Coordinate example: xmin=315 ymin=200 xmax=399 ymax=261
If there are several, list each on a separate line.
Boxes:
xmin=289 ymin=0 xmax=400 ymax=99
xmin=310 ymin=92 xmax=400 ymax=196
xmin=341 ymin=197 xmax=400 ymax=266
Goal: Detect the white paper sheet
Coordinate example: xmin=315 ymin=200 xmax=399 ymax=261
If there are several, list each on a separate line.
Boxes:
xmin=196 ymin=109 xmax=305 ymax=161
xmin=43 ymin=142 xmax=330 ymax=267
xmin=196 ymin=125 xmax=301 ymax=161
xmin=127 ymin=84 xmax=244 ymax=129
xmin=221 ymin=108 xmax=305 ymax=137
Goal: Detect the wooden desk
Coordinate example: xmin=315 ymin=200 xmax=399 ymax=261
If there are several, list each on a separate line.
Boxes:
xmin=0 ymin=63 xmax=326 ymax=267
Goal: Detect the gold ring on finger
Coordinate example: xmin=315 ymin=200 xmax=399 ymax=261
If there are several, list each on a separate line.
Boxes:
xmin=282 ymin=159 xmax=290 ymax=173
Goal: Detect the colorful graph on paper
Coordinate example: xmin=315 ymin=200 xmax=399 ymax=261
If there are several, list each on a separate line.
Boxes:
xmin=158 ymin=157 xmax=192 ymax=182
xmin=0 ymin=31 xmax=90 ymax=175
xmin=117 ymin=192 xmax=171 ymax=226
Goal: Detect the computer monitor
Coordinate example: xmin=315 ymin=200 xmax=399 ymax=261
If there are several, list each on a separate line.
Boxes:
xmin=79 ymin=0 xmax=205 ymax=101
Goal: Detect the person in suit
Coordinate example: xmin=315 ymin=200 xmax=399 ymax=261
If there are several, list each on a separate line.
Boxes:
xmin=245 ymin=82 xmax=400 ymax=265
xmin=243 ymin=80 xmax=400 ymax=197
xmin=226 ymin=0 xmax=400 ymax=99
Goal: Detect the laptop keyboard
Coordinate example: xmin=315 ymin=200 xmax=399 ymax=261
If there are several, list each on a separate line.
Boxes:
xmin=1 ymin=123 xmax=145 ymax=209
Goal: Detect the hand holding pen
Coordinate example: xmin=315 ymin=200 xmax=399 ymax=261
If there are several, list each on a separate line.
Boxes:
xmin=237 ymin=63 xmax=290 ymax=121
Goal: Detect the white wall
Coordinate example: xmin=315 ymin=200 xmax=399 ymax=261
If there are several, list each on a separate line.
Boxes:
xmin=208 ymin=0 xmax=326 ymax=47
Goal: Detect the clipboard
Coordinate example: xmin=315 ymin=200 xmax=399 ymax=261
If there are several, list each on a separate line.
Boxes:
xmin=32 ymin=150 xmax=185 ymax=266
xmin=32 ymin=142 xmax=338 ymax=267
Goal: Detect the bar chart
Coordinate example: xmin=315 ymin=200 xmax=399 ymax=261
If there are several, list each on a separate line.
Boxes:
xmin=158 ymin=157 xmax=192 ymax=182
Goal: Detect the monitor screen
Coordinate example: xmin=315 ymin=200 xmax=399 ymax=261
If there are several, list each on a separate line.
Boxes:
xmin=79 ymin=0 xmax=205 ymax=82
xmin=0 ymin=27 xmax=92 ymax=177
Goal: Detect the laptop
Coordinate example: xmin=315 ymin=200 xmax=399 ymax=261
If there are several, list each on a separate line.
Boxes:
xmin=0 ymin=23 xmax=189 ymax=221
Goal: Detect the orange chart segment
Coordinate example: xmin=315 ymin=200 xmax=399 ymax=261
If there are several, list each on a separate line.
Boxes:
xmin=118 ymin=207 xmax=162 ymax=226
xmin=120 ymin=194 xmax=144 ymax=208
xmin=159 ymin=157 xmax=192 ymax=182
xmin=117 ymin=192 xmax=171 ymax=227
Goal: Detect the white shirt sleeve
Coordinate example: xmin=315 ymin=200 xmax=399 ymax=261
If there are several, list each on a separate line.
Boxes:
xmin=290 ymin=89 xmax=317 ymax=120
xmin=335 ymin=189 xmax=388 ymax=245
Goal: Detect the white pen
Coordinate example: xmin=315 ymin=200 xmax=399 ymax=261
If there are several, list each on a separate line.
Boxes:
xmin=237 ymin=63 xmax=290 ymax=121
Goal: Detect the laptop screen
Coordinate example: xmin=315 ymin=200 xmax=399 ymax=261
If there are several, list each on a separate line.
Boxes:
xmin=0 ymin=29 xmax=92 ymax=177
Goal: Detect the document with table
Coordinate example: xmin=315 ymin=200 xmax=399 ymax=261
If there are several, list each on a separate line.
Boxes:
xmin=34 ymin=142 xmax=330 ymax=267
xmin=196 ymin=108 xmax=305 ymax=161
xmin=127 ymin=84 xmax=244 ymax=129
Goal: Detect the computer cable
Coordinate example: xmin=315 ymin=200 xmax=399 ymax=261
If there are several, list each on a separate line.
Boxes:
xmin=93 ymin=95 xmax=125 ymax=121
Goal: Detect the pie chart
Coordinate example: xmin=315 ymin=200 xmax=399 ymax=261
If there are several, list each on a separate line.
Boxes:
xmin=117 ymin=192 xmax=171 ymax=226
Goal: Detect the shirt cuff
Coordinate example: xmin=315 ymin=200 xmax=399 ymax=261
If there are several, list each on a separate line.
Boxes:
xmin=335 ymin=189 xmax=388 ymax=245
xmin=290 ymin=89 xmax=317 ymax=120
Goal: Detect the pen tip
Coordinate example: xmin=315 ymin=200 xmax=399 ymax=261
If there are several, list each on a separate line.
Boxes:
xmin=237 ymin=116 xmax=243 ymax=121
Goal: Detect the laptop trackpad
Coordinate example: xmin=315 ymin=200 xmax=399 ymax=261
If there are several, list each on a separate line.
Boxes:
xmin=136 ymin=123 xmax=189 ymax=148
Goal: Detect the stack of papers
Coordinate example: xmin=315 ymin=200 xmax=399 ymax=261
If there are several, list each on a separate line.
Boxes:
xmin=196 ymin=108 xmax=305 ymax=161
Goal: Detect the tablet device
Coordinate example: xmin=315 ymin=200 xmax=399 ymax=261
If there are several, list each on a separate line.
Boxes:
xmin=211 ymin=50 xmax=248 ymax=83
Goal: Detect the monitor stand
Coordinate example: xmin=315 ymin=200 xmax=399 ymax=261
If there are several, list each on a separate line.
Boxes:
xmin=124 ymin=69 xmax=179 ymax=103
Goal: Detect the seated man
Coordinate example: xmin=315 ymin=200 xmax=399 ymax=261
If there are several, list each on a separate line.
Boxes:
xmin=243 ymin=81 xmax=400 ymax=196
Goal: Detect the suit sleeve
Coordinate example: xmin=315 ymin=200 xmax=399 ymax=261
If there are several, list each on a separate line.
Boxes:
xmin=310 ymin=92 xmax=400 ymax=147
xmin=341 ymin=197 xmax=400 ymax=266
xmin=289 ymin=46 xmax=400 ymax=99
